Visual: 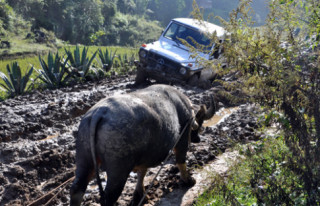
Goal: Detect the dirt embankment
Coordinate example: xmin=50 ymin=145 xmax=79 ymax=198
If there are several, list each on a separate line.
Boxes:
xmin=0 ymin=74 xmax=261 ymax=205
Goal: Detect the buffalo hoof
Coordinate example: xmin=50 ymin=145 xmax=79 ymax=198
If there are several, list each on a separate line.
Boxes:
xmin=130 ymin=192 xmax=149 ymax=206
xmin=180 ymin=176 xmax=196 ymax=187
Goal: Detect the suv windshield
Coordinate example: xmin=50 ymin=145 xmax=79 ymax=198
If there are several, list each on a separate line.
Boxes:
xmin=164 ymin=22 xmax=212 ymax=51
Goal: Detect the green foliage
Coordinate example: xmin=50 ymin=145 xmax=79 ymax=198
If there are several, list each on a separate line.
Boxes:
xmin=147 ymin=0 xmax=188 ymax=26
xmin=117 ymin=0 xmax=136 ymax=14
xmin=64 ymin=45 xmax=97 ymax=78
xmin=36 ymin=52 xmax=71 ymax=89
xmin=113 ymin=52 xmax=137 ymax=75
xmin=0 ymin=62 xmax=33 ymax=97
xmin=0 ymin=1 xmax=13 ymax=31
xmin=101 ymin=1 xmax=117 ymax=24
xmin=90 ymin=30 xmax=106 ymax=45
xmin=71 ymin=0 xmax=104 ymax=44
xmin=2 ymin=0 xmax=270 ymax=46
xmin=195 ymin=137 xmax=305 ymax=206
xmin=103 ymin=13 xmax=163 ymax=46
xmin=97 ymin=48 xmax=117 ymax=72
xmin=195 ymin=0 xmax=320 ymax=204
xmin=86 ymin=66 xmax=105 ymax=81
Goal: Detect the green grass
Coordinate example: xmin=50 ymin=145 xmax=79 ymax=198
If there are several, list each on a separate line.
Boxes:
xmin=0 ymin=35 xmax=56 ymax=56
xmin=0 ymin=56 xmax=41 ymax=73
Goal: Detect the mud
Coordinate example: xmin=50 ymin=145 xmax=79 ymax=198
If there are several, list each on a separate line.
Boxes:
xmin=0 ymin=74 xmax=261 ymax=206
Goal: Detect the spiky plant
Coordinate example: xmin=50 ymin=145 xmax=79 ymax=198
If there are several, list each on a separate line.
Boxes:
xmin=36 ymin=52 xmax=72 ymax=89
xmin=0 ymin=62 xmax=34 ymax=97
xmin=96 ymin=48 xmax=117 ymax=72
xmin=113 ymin=53 xmax=137 ymax=74
xmin=64 ymin=45 xmax=97 ymax=78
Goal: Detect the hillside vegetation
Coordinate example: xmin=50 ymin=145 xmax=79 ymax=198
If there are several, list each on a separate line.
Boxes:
xmin=0 ymin=0 xmax=268 ymax=49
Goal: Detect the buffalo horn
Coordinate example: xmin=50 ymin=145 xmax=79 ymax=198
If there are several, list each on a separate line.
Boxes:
xmin=203 ymin=95 xmax=216 ymax=120
xmin=191 ymin=119 xmax=199 ymax=130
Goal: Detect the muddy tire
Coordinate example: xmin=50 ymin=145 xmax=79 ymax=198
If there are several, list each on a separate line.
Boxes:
xmin=135 ymin=66 xmax=148 ymax=85
xmin=188 ymin=74 xmax=212 ymax=89
xmin=187 ymin=74 xmax=200 ymax=87
xmin=199 ymin=79 xmax=212 ymax=89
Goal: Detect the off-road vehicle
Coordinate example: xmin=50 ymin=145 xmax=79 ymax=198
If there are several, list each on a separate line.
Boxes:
xmin=135 ymin=18 xmax=225 ymax=87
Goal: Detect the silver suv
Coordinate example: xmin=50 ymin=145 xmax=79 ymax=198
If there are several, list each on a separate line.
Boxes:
xmin=135 ymin=18 xmax=225 ymax=87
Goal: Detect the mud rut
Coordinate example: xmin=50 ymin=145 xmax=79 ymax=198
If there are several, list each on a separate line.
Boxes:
xmin=0 ymin=74 xmax=261 ymax=206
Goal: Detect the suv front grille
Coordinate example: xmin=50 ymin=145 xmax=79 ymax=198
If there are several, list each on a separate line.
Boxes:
xmin=147 ymin=52 xmax=181 ymax=75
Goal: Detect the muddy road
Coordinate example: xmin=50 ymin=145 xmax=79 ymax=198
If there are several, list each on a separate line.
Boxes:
xmin=0 ymin=74 xmax=261 ymax=206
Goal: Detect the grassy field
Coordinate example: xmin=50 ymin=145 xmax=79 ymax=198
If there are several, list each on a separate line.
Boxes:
xmin=0 ymin=35 xmax=54 ymax=57
xmin=0 ymin=46 xmax=138 ymax=73
xmin=0 ymin=45 xmax=138 ymax=100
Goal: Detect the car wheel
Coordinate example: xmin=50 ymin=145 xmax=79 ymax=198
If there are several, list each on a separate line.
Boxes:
xmin=187 ymin=74 xmax=200 ymax=87
xmin=135 ymin=66 xmax=147 ymax=85
xmin=188 ymin=73 xmax=212 ymax=89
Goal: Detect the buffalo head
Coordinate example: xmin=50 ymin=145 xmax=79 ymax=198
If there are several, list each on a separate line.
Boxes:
xmin=191 ymin=95 xmax=216 ymax=143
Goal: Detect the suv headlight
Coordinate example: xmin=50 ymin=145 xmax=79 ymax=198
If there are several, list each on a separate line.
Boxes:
xmin=139 ymin=50 xmax=147 ymax=59
xmin=179 ymin=67 xmax=187 ymax=75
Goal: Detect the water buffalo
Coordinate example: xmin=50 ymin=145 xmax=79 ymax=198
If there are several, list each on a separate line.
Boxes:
xmin=70 ymin=84 xmax=215 ymax=206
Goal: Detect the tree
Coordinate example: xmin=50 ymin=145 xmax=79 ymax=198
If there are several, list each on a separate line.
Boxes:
xmin=0 ymin=1 xmax=12 ymax=31
xmin=101 ymin=1 xmax=117 ymax=25
xmin=117 ymin=0 xmax=136 ymax=14
xmin=71 ymin=0 xmax=104 ymax=43
xmin=147 ymin=0 xmax=187 ymax=26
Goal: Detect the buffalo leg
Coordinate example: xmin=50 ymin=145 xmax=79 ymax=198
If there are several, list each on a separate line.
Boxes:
xmin=104 ymin=169 xmax=131 ymax=206
xmin=131 ymin=168 xmax=148 ymax=206
xmin=176 ymin=163 xmax=195 ymax=186
xmin=70 ymin=165 xmax=94 ymax=206
xmin=174 ymin=148 xmax=196 ymax=186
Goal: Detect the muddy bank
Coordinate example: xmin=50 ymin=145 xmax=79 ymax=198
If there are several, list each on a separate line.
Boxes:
xmin=0 ymin=74 xmax=260 ymax=205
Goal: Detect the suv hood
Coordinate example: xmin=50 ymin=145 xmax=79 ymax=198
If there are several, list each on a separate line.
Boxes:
xmin=146 ymin=38 xmax=209 ymax=64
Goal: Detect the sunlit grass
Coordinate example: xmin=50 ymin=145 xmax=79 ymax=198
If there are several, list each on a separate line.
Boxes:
xmin=0 ymin=36 xmax=54 ymax=56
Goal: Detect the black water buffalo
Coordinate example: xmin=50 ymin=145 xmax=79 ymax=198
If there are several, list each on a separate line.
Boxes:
xmin=70 ymin=84 xmax=215 ymax=206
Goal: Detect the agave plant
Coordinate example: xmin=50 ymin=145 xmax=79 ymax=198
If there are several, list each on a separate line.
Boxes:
xmin=36 ymin=52 xmax=71 ymax=89
xmin=113 ymin=53 xmax=137 ymax=74
xmin=87 ymin=66 xmax=106 ymax=81
xmin=0 ymin=62 xmax=34 ymax=97
xmin=96 ymin=48 xmax=117 ymax=72
xmin=64 ymin=45 xmax=97 ymax=78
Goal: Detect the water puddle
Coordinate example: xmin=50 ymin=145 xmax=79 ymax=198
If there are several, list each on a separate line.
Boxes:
xmin=39 ymin=132 xmax=60 ymax=141
xmin=203 ymin=107 xmax=239 ymax=127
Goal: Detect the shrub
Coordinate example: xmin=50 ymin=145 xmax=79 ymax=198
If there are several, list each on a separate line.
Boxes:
xmin=97 ymin=48 xmax=117 ymax=72
xmin=64 ymin=45 xmax=97 ymax=78
xmin=103 ymin=13 xmax=163 ymax=46
xmin=36 ymin=52 xmax=71 ymax=89
xmin=0 ymin=62 xmax=33 ymax=97
xmin=0 ymin=2 xmax=12 ymax=31
xmin=195 ymin=0 xmax=320 ymax=204
xmin=113 ymin=53 xmax=137 ymax=74
xmin=195 ymin=137 xmax=304 ymax=206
